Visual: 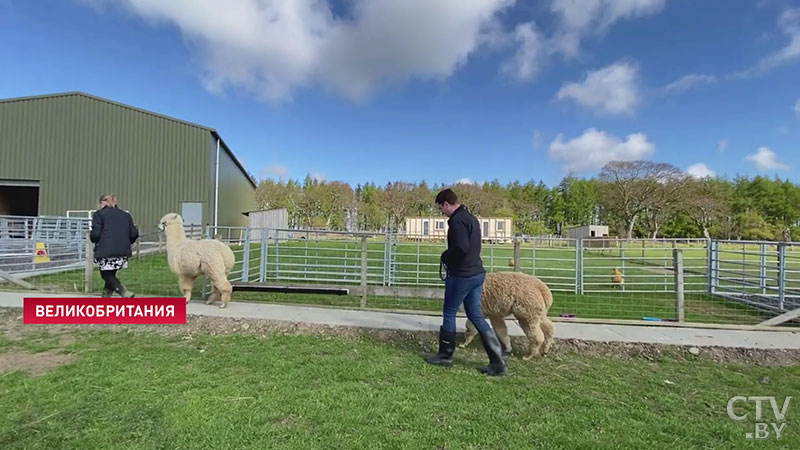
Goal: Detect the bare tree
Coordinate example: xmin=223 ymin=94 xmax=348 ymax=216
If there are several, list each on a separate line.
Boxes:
xmin=451 ymin=182 xmax=503 ymax=216
xmin=641 ymin=206 xmax=673 ymax=239
xmin=681 ymin=178 xmax=730 ymax=240
xmin=379 ymin=182 xmax=420 ymax=230
xmin=599 ymin=161 xmax=687 ymax=238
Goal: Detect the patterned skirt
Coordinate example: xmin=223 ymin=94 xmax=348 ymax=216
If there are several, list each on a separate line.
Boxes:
xmin=94 ymin=256 xmax=128 ymax=271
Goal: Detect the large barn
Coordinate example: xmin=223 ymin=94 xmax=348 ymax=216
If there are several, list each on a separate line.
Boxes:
xmin=0 ymin=92 xmax=256 ymax=229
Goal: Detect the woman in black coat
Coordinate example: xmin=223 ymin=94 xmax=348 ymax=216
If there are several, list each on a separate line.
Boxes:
xmin=90 ymin=194 xmax=139 ymax=297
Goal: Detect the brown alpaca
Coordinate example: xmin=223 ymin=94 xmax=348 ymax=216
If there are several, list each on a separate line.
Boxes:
xmin=460 ymin=272 xmax=555 ymax=360
xmin=611 ymin=267 xmax=624 ymax=288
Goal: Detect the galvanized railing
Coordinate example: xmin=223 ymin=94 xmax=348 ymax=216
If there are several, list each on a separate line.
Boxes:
xmin=0 ymin=215 xmax=201 ymax=280
xmin=0 ymin=215 xmax=90 ymax=275
xmin=202 ymin=228 xmax=713 ymax=295
xmin=205 ymin=227 xmax=390 ymax=291
xmin=3 ymin=218 xmax=799 ymax=325
xmin=709 ymin=240 xmax=800 ymax=313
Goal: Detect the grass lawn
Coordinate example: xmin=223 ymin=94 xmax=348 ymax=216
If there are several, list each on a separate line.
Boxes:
xmin=1 ymin=321 xmax=798 ymax=449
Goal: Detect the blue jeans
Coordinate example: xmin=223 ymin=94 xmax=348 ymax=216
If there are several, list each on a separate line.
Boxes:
xmin=442 ymin=272 xmax=490 ymax=334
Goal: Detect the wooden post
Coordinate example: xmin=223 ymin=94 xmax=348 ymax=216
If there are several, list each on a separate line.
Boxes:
xmin=361 ymin=236 xmax=368 ymax=308
xmin=84 ymin=232 xmax=93 ymax=293
xmin=513 ymin=239 xmax=521 ymax=272
xmin=673 ymin=248 xmax=684 ymax=323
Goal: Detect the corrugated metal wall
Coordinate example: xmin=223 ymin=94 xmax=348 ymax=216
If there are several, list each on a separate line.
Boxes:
xmin=214 ymin=139 xmax=255 ymax=228
xmin=0 ymin=93 xmax=253 ymax=229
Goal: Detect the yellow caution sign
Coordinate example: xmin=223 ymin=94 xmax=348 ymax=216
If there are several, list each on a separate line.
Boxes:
xmin=34 ymin=242 xmax=50 ymax=263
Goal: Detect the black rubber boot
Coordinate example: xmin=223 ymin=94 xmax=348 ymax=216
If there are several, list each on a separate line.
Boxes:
xmin=101 ymin=288 xmax=114 ymax=298
xmin=478 ymin=328 xmax=508 ymax=376
xmin=425 ymin=327 xmax=456 ymax=367
xmin=116 ymin=285 xmax=135 ymax=298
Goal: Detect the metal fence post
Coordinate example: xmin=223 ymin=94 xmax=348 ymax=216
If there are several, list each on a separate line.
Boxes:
xmin=84 ymin=231 xmax=93 ymax=293
xmin=259 ymin=228 xmax=268 ymax=283
xmin=706 ymin=240 xmax=712 ymax=294
xmin=201 ymin=227 xmax=213 ymax=299
xmin=707 ymin=240 xmax=716 ymax=294
xmin=383 ymin=231 xmax=390 ymax=286
xmin=77 ymin=226 xmax=84 ymax=262
xmin=575 ymin=239 xmax=582 ymax=294
xmin=674 ymin=248 xmax=685 ymax=322
xmin=513 ymin=238 xmax=521 ymax=272
xmin=415 ymin=240 xmax=421 ymax=285
xmin=390 ymin=232 xmax=397 ymax=286
xmin=778 ymin=242 xmax=786 ymax=311
xmin=579 ymin=239 xmax=585 ymax=294
xmin=760 ymin=243 xmax=767 ymax=295
xmin=361 ymin=236 xmax=368 ymax=308
xmin=241 ymin=228 xmax=251 ymax=282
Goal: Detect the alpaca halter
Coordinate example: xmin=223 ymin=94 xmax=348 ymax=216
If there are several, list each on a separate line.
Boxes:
xmin=159 ymin=221 xmax=179 ymax=232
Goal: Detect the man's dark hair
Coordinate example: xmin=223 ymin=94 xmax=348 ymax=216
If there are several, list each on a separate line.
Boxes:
xmin=435 ymin=188 xmax=458 ymax=205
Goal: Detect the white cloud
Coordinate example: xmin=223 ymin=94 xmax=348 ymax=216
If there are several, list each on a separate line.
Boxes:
xmin=794 ymin=98 xmax=800 ymax=117
xmin=531 ymin=129 xmax=542 ymax=150
xmin=261 ymin=164 xmax=289 ymax=178
xmin=663 ymin=74 xmax=717 ymax=95
xmin=456 ymin=178 xmax=475 ymax=185
xmin=733 ymin=8 xmax=800 ymax=79
xmin=81 ymin=0 xmax=515 ymax=102
xmin=556 ymin=62 xmax=640 ymax=115
xmin=309 ymin=172 xmax=327 ymax=183
xmin=497 ymin=1 xmax=667 ymax=86
xmin=549 ymin=0 xmax=666 ymax=57
xmin=500 ymin=21 xmax=546 ymax=81
xmin=548 ymin=128 xmax=655 ymax=172
xmin=718 ymin=139 xmax=728 ymax=153
xmin=687 ymin=163 xmax=716 ymax=179
xmin=745 ymin=147 xmax=790 ymax=170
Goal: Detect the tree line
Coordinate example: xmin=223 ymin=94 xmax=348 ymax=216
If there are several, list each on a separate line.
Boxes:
xmin=255 ymin=160 xmax=800 ymax=240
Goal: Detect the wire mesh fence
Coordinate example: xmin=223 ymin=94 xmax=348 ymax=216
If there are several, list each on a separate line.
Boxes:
xmin=2 ymin=217 xmax=798 ymax=327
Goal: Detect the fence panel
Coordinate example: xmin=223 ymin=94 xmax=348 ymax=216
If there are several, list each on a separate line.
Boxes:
xmin=3 ymin=216 xmax=798 ymax=326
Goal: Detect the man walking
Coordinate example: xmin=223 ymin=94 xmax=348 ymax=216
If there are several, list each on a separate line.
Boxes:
xmin=425 ymin=188 xmax=507 ymax=376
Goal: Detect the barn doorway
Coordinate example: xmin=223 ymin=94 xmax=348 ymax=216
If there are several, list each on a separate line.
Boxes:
xmin=0 ymin=180 xmax=39 ymax=216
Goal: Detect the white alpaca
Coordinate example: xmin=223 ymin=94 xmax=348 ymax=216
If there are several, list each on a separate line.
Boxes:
xmin=158 ymin=213 xmax=235 ymax=308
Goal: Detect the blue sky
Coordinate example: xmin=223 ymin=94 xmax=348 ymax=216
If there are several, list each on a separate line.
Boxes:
xmin=1 ymin=0 xmax=799 ymax=188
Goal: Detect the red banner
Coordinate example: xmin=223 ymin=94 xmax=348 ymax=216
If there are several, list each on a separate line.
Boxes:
xmin=23 ymin=297 xmax=187 ymax=324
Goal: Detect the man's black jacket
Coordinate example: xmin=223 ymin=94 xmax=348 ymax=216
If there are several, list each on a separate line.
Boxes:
xmin=441 ymin=205 xmax=485 ymax=277
xmin=90 ymin=206 xmax=139 ymax=259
